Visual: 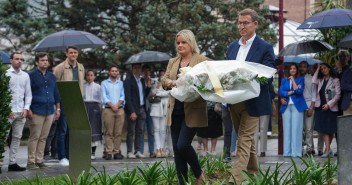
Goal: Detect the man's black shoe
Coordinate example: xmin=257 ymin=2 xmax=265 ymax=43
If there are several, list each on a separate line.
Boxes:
xmin=105 ymin=154 xmax=113 ymax=160
xmin=224 ymin=156 xmax=231 ymax=163
xmin=306 ymin=150 xmax=315 ymax=156
xmin=222 ymin=183 xmax=234 ymax=185
xmin=318 ymin=151 xmax=323 ymax=156
xmin=114 ymin=152 xmax=124 ymax=160
xmin=8 ymin=163 xmax=26 ymax=171
xmin=0 ymin=167 xmax=2 ymax=174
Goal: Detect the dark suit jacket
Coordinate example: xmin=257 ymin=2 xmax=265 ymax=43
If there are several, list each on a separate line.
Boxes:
xmin=226 ymin=35 xmax=275 ymax=116
xmin=341 ymin=68 xmax=352 ymax=110
xmin=124 ymin=74 xmax=151 ymax=116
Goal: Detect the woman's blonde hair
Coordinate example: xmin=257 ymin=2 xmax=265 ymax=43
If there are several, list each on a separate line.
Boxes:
xmin=175 ymin=29 xmax=200 ymax=56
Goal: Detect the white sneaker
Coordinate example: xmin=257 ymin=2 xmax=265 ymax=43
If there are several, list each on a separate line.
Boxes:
xmin=59 ymin=158 xmax=69 ymax=166
xmin=127 ymin=152 xmax=136 ymax=159
xmin=91 ymin=154 xmax=96 ymax=160
xmin=135 ymin=151 xmax=146 ymax=159
xmin=267 ymin=131 xmax=272 ymax=136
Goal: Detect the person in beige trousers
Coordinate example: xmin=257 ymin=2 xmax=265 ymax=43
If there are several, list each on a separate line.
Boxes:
xmin=100 ymin=65 xmax=126 ymax=160
xmin=27 ymin=53 xmax=61 ymax=169
xmin=225 ymin=9 xmax=275 ymax=185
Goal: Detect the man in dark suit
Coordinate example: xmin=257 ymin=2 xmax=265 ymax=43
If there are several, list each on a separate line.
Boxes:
xmin=341 ymin=66 xmax=352 ymax=115
xmin=226 ymin=8 xmax=275 ymax=185
xmin=124 ymin=63 xmax=151 ymax=159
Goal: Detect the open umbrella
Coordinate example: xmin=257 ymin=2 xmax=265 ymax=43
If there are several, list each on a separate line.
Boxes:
xmin=337 ymin=31 xmax=352 ymax=48
xmin=284 ymin=56 xmax=321 ymax=68
xmin=279 ymin=40 xmax=333 ymax=56
xmin=0 ymin=51 xmax=10 ymax=64
xmin=297 ymin=8 xmax=352 ymax=29
xmin=32 ymin=30 xmax=107 ymax=52
xmin=125 ymin=51 xmax=171 ymax=65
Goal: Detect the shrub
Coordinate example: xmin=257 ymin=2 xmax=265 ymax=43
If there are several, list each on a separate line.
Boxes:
xmin=0 ymin=61 xmax=12 ymax=159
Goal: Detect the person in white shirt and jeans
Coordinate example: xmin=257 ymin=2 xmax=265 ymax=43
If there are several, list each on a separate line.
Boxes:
xmin=5 ymin=52 xmax=32 ymax=172
xmin=299 ymin=61 xmax=317 ymax=155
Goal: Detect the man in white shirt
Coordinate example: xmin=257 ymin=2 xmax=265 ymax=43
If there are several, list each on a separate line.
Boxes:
xmin=5 ymin=52 xmax=32 ymax=171
xmin=299 ymin=61 xmax=317 ymax=155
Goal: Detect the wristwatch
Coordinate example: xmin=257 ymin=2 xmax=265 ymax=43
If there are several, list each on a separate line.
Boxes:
xmin=56 ymin=108 xmax=61 ymax=112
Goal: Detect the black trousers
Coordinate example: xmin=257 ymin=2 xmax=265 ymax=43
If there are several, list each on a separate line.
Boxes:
xmin=171 ymin=113 xmax=201 ymax=185
xmin=222 ymin=105 xmax=233 ymax=158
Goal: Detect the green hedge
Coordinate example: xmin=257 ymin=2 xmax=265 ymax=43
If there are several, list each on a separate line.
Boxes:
xmin=0 ymin=60 xmax=12 ymax=159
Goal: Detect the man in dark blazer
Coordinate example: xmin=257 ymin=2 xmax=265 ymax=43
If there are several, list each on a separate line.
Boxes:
xmin=226 ymin=8 xmax=275 ymax=185
xmin=341 ymin=67 xmax=352 ymax=115
xmin=124 ymin=63 xmax=151 ymax=159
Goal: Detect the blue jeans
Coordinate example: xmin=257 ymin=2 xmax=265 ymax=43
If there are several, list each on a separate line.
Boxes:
xmin=230 ymin=125 xmax=237 ymax=152
xmin=283 ymin=104 xmax=303 ymax=157
xmin=140 ymin=109 xmax=154 ymax=153
xmin=171 ymin=113 xmax=201 ymax=185
xmin=56 ymin=108 xmax=69 ymax=160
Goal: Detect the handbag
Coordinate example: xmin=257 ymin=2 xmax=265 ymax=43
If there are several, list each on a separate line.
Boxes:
xmin=149 ymin=96 xmax=161 ymax=103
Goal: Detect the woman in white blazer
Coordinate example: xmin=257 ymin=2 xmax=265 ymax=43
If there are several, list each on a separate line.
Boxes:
xmin=150 ymin=73 xmax=169 ymax=157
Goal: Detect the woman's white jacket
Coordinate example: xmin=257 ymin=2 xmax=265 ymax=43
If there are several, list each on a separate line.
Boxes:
xmin=150 ymin=83 xmax=169 ymax=117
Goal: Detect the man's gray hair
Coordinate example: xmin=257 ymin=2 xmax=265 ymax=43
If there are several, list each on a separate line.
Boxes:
xmin=238 ymin=8 xmax=259 ymax=22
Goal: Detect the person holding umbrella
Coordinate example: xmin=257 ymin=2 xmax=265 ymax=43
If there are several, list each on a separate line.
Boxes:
xmin=313 ymin=63 xmax=341 ymax=158
xmin=161 ymin=29 xmax=207 ymax=185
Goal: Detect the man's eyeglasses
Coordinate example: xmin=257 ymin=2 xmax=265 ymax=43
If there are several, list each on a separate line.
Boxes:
xmin=13 ymin=58 xmax=24 ymax=61
xmin=237 ymin=21 xmax=253 ymax=27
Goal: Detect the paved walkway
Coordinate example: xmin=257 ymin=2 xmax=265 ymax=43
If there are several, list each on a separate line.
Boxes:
xmin=0 ymin=137 xmax=337 ymax=181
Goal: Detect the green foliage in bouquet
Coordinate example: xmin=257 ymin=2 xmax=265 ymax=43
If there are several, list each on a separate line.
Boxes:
xmin=195 ymin=84 xmax=213 ymax=93
xmin=195 ymin=75 xmax=269 ymax=94
xmin=254 ymin=75 xmax=269 ymax=85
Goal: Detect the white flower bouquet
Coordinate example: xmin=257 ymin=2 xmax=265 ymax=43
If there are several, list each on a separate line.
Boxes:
xmin=170 ymin=60 xmax=276 ymax=104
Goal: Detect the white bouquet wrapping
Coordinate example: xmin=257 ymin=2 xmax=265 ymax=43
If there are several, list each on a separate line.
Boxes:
xmin=170 ymin=60 xmax=277 ymax=104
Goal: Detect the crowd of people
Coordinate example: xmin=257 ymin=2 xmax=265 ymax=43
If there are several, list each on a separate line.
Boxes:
xmin=1 ymin=7 xmax=352 ymax=185
xmin=279 ymin=50 xmax=352 ymax=159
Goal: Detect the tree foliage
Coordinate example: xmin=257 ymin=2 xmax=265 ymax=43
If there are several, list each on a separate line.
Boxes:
xmin=0 ymin=0 xmax=277 ymax=73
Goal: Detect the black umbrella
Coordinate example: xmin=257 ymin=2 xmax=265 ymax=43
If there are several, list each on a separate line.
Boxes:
xmin=297 ymin=8 xmax=352 ymax=29
xmin=32 ymin=30 xmax=107 ymax=52
xmin=279 ymin=40 xmax=333 ymax=56
xmin=337 ymin=31 xmax=352 ymax=48
xmin=125 ymin=51 xmax=171 ymax=65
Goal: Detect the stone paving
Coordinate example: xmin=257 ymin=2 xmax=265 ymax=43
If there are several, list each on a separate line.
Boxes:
xmin=0 ymin=137 xmax=337 ymax=181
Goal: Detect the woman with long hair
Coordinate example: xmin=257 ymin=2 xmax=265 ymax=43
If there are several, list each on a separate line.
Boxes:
xmin=279 ymin=63 xmax=308 ymax=157
xmin=313 ymin=63 xmax=340 ymax=157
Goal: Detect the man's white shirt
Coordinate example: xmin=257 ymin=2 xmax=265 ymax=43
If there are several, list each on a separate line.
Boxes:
xmin=6 ymin=66 xmax=32 ymax=112
xmin=236 ymin=34 xmax=256 ymax=61
xmin=303 ymin=73 xmax=317 ymax=107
